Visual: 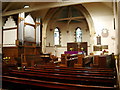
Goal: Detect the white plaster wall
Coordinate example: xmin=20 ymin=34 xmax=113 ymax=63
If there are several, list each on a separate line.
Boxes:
xmin=83 ymin=2 xmax=115 ymax=54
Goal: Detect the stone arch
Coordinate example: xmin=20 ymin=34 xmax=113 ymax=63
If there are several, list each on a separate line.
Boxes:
xmin=42 ymin=8 xmax=60 ymax=52
xmin=43 ymin=4 xmax=95 ymax=53
xmin=73 ymin=5 xmax=95 ymax=52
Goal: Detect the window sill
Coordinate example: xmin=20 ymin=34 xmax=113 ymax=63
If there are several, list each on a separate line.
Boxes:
xmin=54 ymin=45 xmax=61 ymax=47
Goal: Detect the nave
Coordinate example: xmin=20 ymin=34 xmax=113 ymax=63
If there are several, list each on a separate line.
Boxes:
xmin=1 ymin=1 xmax=120 ymax=90
xmin=2 ymin=53 xmax=118 ymax=90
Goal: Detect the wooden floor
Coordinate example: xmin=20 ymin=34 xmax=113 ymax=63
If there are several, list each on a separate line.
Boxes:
xmin=2 ymin=65 xmax=117 ymax=90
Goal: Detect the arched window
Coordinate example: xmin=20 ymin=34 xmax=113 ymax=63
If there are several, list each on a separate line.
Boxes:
xmin=75 ymin=27 xmax=82 ymax=42
xmin=54 ymin=27 xmax=60 ymax=45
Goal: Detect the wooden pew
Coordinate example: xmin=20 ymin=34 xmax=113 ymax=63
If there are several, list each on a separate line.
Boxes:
xmin=28 ymin=66 xmax=115 ymax=73
xmin=74 ymin=54 xmax=83 ymax=68
xmin=60 ymin=54 xmax=83 ymax=68
xmin=23 ymin=68 xmax=115 ymax=77
xmin=3 ymin=65 xmax=117 ymax=90
xmin=59 ymin=54 xmax=68 ymax=67
xmin=93 ymin=55 xmax=116 ymax=68
xmin=14 ymin=69 xmax=114 ymax=77
xmin=93 ymin=55 xmax=99 ymax=67
xmin=12 ymin=69 xmax=114 ymax=79
xmin=11 ymin=70 xmax=115 ymax=79
xmin=27 ymin=69 xmax=114 ymax=77
xmin=3 ymin=75 xmax=116 ymax=90
xmin=34 ymin=64 xmax=114 ymax=71
xmin=25 ymin=67 xmax=115 ymax=77
xmin=9 ymin=70 xmax=115 ymax=87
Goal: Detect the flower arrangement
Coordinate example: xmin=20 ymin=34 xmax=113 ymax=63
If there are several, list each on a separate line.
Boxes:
xmin=3 ymin=57 xmax=11 ymax=64
xmin=70 ymin=47 xmax=74 ymax=51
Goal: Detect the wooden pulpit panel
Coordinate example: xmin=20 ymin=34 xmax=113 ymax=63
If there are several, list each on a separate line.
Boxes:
xmin=67 ymin=43 xmax=78 ymax=51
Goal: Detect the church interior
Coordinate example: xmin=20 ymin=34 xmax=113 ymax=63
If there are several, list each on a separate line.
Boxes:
xmin=1 ymin=1 xmax=120 ymax=90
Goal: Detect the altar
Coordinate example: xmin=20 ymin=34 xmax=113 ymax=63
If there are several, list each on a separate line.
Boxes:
xmin=64 ymin=51 xmax=78 ymax=54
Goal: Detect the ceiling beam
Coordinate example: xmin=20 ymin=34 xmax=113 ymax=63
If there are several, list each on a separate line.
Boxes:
xmin=2 ymin=2 xmax=83 ymax=17
xmin=56 ymin=16 xmax=85 ymax=21
xmin=3 ymin=3 xmax=14 ymax=13
xmin=2 ymin=0 xmax=113 ymax=17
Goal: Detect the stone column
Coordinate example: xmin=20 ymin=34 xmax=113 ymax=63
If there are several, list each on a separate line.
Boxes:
xmin=118 ymin=1 xmax=120 ymax=88
xmin=0 ymin=1 xmax=2 ymax=88
xmin=0 ymin=1 xmax=2 ymax=54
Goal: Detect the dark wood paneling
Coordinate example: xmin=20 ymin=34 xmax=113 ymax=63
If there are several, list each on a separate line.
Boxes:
xmin=3 ymin=47 xmax=19 ymax=65
xmin=79 ymin=42 xmax=88 ymax=55
xmin=3 ymin=47 xmax=18 ymax=58
xmin=99 ymin=56 xmax=107 ymax=68
xmin=67 ymin=42 xmax=78 ymax=51
xmin=67 ymin=42 xmax=88 ymax=55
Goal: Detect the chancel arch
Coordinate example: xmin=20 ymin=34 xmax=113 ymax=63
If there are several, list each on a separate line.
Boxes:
xmin=45 ymin=5 xmax=93 ymax=57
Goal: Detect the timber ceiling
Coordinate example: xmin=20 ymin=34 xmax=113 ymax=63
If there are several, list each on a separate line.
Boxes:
xmin=2 ymin=2 xmax=52 ymax=12
xmin=2 ymin=2 xmax=113 ymax=17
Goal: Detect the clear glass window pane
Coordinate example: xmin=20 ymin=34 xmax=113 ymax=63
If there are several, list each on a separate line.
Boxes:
xmin=76 ymin=28 xmax=82 ymax=42
xmin=54 ymin=28 xmax=60 ymax=45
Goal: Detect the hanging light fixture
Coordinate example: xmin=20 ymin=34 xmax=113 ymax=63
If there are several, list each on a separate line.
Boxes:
xmin=24 ymin=5 xmax=30 ymax=8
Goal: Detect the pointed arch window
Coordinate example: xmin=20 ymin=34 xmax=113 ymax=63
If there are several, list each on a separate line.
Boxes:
xmin=75 ymin=27 xmax=82 ymax=42
xmin=54 ymin=27 xmax=60 ymax=45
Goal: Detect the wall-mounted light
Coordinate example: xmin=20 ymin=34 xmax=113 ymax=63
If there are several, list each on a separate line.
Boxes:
xmin=50 ymin=29 xmax=52 ymax=31
xmin=67 ymin=31 xmax=69 ymax=33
